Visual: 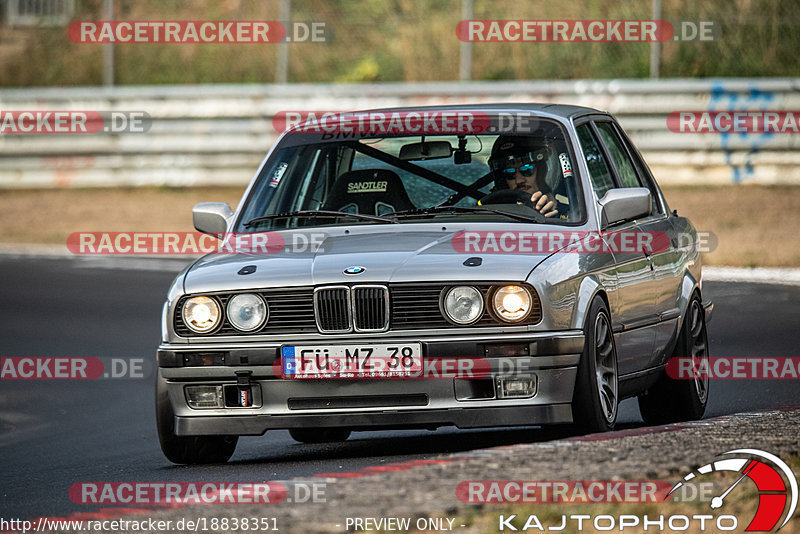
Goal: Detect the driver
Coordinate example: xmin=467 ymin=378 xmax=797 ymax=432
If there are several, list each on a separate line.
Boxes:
xmin=481 ymin=135 xmax=561 ymax=218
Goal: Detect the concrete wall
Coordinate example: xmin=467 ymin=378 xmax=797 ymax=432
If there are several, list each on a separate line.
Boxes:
xmin=1 ymin=78 xmax=798 ymax=188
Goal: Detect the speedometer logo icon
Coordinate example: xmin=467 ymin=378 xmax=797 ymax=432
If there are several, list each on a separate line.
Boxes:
xmin=668 ymin=449 xmax=798 ymax=531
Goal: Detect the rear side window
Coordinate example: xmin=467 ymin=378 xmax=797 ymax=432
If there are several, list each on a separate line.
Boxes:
xmin=576 ymin=124 xmax=614 ymax=199
xmin=595 ymin=122 xmax=643 ymax=188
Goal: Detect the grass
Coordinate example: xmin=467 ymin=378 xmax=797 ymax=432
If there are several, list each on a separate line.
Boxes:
xmin=0 ymin=186 xmax=246 ymax=245
xmin=1 ymin=184 xmax=799 ymax=267
xmin=660 ymin=185 xmax=800 ymax=267
xmin=1 ymin=0 xmax=798 ymax=86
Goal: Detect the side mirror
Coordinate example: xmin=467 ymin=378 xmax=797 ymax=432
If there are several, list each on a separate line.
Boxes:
xmin=598 ymin=188 xmax=651 ymax=228
xmin=193 ymin=202 xmax=234 ymax=236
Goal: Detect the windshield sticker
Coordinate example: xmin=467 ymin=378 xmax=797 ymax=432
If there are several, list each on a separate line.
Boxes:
xmin=270 ymin=162 xmax=288 ymax=188
xmin=559 ymin=152 xmax=573 ymax=178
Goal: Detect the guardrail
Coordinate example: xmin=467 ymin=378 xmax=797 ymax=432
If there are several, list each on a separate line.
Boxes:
xmin=1 ymin=78 xmax=798 ymax=188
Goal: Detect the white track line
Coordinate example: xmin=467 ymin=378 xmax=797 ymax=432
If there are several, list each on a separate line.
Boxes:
xmin=703 ymin=266 xmax=800 ymax=286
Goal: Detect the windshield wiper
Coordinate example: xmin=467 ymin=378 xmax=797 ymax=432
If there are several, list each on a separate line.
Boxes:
xmin=243 ymin=210 xmax=398 ymax=228
xmin=386 ymin=205 xmax=544 ymax=223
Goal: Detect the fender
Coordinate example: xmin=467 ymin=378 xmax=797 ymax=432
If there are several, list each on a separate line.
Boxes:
xmin=678 ymin=269 xmax=702 ymax=328
xmin=570 ymin=274 xmax=607 ymax=331
xmin=656 ymin=269 xmax=703 ymax=364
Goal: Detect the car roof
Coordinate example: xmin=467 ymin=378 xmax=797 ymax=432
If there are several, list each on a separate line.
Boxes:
xmin=348 ymin=103 xmax=606 ymax=121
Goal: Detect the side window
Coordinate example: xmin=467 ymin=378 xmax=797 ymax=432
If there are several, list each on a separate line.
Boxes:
xmin=576 ymin=124 xmax=615 ymax=199
xmin=612 ymin=125 xmax=664 ymax=215
xmin=594 ymin=122 xmax=642 ymax=188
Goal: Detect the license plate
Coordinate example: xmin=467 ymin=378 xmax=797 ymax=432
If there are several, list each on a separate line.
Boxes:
xmin=281 ymin=343 xmax=422 ymax=379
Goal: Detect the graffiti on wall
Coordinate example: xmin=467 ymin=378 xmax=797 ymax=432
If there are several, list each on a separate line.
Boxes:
xmin=709 ymin=82 xmax=775 ymax=184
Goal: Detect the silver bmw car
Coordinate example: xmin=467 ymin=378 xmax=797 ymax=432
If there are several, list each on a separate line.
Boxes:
xmin=156 ymin=104 xmax=712 ymax=464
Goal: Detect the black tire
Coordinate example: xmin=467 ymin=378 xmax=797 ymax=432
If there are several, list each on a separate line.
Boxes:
xmin=638 ymin=294 xmax=709 ymax=424
xmin=572 ymin=296 xmax=619 ymax=433
xmin=156 ymin=373 xmax=238 ymax=464
xmin=289 ymin=428 xmax=351 ymax=444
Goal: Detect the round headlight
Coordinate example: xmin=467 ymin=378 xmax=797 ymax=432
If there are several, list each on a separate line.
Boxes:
xmin=182 ymin=296 xmax=221 ymax=333
xmin=492 ymin=285 xmax=532 ymax=322
xmin=443 ymin=286 xmax=484 ymax=325
xmin=226 ymin=293 xmax=268 ymax=332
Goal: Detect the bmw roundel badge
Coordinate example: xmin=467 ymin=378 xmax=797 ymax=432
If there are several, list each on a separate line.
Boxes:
xmin=344 ymin=266 xmax=366 ymax=275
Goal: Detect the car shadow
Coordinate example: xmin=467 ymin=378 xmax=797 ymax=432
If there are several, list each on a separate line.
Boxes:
xmin=227 ymin=421 xmax=648 ymax=466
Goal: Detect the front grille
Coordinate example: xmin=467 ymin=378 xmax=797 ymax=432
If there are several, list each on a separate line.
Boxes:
xmin=352 ymin=285 xmax=389 ymax=332
xmin=314 ymin=286 xmax=352 ymax=333
xmin=174 ymin=283 xmax=540 ymax=337
xmin=314 ymin=285 xmax=389 ymax=333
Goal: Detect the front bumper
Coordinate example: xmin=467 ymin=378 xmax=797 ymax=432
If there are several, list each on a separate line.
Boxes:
xmin=158 ymin=330 xmax=585 ymax=436
xmin=175 ymin=404 xmax=574 ymax=435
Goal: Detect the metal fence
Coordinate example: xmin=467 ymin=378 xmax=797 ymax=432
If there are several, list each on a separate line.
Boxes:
xmin=3 ymin=0 xmax=74 ymax=26
xmin=1 ymin=78 xmax=798 ymax=188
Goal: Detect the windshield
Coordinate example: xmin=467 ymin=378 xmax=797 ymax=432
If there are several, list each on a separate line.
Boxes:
xmin=236 ymin=119 xmax=585 ymax=231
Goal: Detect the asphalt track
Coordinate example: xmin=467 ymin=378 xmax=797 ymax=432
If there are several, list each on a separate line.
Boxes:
xmin=0 ymin=256 xmax=798 ymax=520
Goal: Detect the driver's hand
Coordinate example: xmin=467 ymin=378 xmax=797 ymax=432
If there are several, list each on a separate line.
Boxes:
xmin=531 ymin=191 xmax=559 ymax=218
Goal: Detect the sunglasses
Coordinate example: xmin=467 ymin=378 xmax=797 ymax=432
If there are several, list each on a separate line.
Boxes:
xmin=501 ymin=162 xmax=536 ymax=178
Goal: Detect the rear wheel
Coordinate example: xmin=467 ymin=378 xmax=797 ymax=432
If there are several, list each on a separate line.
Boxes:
xmin=156 ymin=373 xmax=238 ymax=464
xmin=289 ymin=428 xmax=351 ymax=443
xmin=572 ymin=296 xmax=619 ymax=433
xmin=638 ymin=294 xmax=709 ymax=424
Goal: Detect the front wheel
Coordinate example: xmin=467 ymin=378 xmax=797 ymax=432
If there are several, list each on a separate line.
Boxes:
xmin=638 ymin=294 xmax=709 ymax=424
xmin=572 ymin=296 xmax=619 ymax=433
xmin=156 ymin=373 xmax=238 ymax=464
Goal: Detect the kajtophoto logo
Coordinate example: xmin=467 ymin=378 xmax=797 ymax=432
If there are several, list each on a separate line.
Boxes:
xmin=495 ymin=449 xmax=798 ymax=531
xmin=668 ymin=449 xmax=798 ymax=531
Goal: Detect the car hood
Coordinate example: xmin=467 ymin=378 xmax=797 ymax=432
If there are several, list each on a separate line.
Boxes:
xmin=183 ymin=228 xmax=554 ymax=294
